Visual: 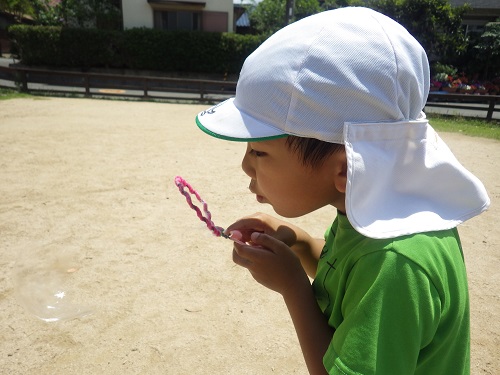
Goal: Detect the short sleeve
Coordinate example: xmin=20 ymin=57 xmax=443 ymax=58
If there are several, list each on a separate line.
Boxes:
xmin=323 ymin=250 xmax=441 ymax=374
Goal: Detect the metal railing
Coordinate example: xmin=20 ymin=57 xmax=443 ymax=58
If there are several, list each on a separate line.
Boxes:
xmin=1 ymin=65 xmax=499 ymax=120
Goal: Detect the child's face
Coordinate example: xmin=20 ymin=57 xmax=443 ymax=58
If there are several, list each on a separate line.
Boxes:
xmin=241 ymin=138 xmax=346 ymax=217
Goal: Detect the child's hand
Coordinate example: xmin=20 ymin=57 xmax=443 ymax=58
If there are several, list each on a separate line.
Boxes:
xmin=232 ymin=232 xmax=310 ymax=297
xmin=226 ymin=212 xmax=323 ymax=278
xmin=225 ymin=212 xmax=300 ymax=248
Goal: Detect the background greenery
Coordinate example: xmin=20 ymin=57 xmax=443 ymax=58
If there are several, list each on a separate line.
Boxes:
xmin=248 ymin=0 xmax=498 ymax=80
xmin=428 ymin=114 xmax=500 ymax=140
xmin=8 ymin=25 xmax=265 ymax=74
xmin=2 ymin=0 xmax=499 ymax=78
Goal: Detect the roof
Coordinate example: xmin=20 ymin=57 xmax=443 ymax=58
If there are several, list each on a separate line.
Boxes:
xmin=233 ymin=0 xmax=262 ymax=5
xmin=236 ymin=11 xmax=250 ymax=27
xmin=449 ymin=0 xmax=500 ymax=8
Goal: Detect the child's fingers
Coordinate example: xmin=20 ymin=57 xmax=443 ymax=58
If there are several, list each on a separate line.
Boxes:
xmin=233 ymin=242 xmax=269 ymax=261
xmin=228 ymin=230 xmax=247 ymax=246
xmin=225 ymin=213 xmax=270 ymax=234
xmin=233 ymin=233 xmax=284 ymax=262
xmin=226 ymin=226 xmax=264 ymax=244
xmin=232 ymin=247 xmax=252 ymax=268
xmin=229 ymin=230 xmax=243 ymax=241
xmin=249 ymin=232 xmax=285 ymax=254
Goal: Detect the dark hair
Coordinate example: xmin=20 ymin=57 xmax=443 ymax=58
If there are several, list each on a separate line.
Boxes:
xmin=285 ymin=135 xmax=344 ymax=167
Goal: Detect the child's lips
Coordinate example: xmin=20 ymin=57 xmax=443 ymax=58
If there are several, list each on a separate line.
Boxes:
xmin=249 ymin=184 xmax=265 ymax=203
xmin=248 ymin=183 xmax=257 ymax=195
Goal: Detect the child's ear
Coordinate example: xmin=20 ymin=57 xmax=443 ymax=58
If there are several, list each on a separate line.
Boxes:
xmin=333 ymin=152 xmax=347 ymax=193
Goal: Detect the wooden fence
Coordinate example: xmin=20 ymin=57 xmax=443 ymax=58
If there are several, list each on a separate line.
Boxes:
xmin=1 ymin=65 xmax=499 ymax=121
xmin=426 ymin=92 xmax=500 ymax=121
xmin=0 ymin=65 xmax=236 ymax=102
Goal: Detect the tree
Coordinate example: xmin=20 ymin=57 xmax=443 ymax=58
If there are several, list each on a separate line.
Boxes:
xmin=473 ymin=21 xmax=500 ymax=79
xmin=32 ymin=0 xmax=64 ymax=26
xmin=249 ymin=0 xmax=321 ymax=35
xmin=319 ymin=0 xmax=366 ymax=11
xmin=368 ymin=0 xmax=470 ymax=66
xmin=0 ymin=0 xmax=35 ymax=22
xmin=1 ymin=0 xmax=122 ymax=28
xmin=57 ymin=0 xmax=122 ymax=29
xmin=248 ymin=0 xmax=422 ymax=36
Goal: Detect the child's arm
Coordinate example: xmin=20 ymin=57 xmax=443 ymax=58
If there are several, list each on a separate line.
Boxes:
xmin=227 ymin=214 xmax=333 ymax=374
xmin=226 ymin=212 xmax=325 ymax=278
xmin=232 ymin=232 xmax=332 ymax=375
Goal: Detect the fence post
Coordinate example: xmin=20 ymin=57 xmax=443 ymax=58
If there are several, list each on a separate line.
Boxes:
xmin=16 ymin=69 xmax=28 ymax=92
xmin=143 ymin=78 xmax=149 ymax=99
xmin=84 ymin=75 xmax=90 ymax=97
xmin=486 ymin=98 xmax=495 ymax=122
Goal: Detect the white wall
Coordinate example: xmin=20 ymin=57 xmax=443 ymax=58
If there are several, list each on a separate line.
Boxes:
xmin=206 ymin=0 xmax=234 ymax=31
xmin=122 ymin=0 xmax=234 ymax=31
xmin=122 ymin=0 xmax=154 ymax=29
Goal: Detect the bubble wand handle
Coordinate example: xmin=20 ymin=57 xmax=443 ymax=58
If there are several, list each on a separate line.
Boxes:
xmin=174 ymin=176 xmax=225 ymax=237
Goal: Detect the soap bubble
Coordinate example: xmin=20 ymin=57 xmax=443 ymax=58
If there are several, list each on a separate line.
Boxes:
xmin=13 ymin=240 xmax=93 ymax=322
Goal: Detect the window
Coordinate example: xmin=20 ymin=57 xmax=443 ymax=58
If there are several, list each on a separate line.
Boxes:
xmin=154 ymin=11 xmax=201 ymax=31
xmin=465 ymin=23 xmax=485 ymax=35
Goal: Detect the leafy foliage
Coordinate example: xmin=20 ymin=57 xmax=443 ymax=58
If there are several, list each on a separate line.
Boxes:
xmin=31 ymin=1 xmax=62 ymax=26
xmin=8 ymin=25 xmax=61 ymax=65
xmin=432 ymin=62 xmax=458 ymax=77
xmin=472 ymin=21 xmax=500 ymax=78
xmin=248 ymin=0 xmax=484 ymax=77
xmin=249 ymin=0 xmax=321 ymax=35
xmin=249 ymin=0 xmax=365 ymax=34
xmin=5 ymin=0 xmax=497 ymax=79
xmin=0 ymin=0 xmax=34 ymax=21
xmin=8 ymin=25 xmax=266 ymax=74
xmin=367 ymin=0 xmax=469 ymax=65
xmin=57 ymin=0 xmax=122 ymax=29
xmin=121 ymin=29 xmax=265 ymax=73
xmin=1 ymin=0 xmax=121 ymax=28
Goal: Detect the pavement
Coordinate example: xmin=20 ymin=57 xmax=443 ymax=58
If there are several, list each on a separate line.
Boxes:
xmin=0 ymin=56 xmax=17 ymax=67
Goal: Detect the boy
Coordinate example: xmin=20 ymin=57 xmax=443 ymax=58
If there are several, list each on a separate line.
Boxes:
xmin=195 ymin=7 xmax=489 ymax=375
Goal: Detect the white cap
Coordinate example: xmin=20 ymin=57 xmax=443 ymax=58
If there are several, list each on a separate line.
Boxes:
xmin=196 ymin=7 xmax=429 ymax=143
xmin=196 ymin=7 xmax=490 ymax=238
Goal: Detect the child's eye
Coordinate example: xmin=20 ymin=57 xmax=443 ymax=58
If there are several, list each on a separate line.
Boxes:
xmin=249 ymin=149 xmax=266 ymax=157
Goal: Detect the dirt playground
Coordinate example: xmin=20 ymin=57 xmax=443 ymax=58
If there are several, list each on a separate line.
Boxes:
xmin=0 ymin=97 xmax=498 ymax=374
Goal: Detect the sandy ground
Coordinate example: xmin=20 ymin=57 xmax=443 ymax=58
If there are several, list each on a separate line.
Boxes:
xmin=0 ymin=97 xmax=498 ymax=375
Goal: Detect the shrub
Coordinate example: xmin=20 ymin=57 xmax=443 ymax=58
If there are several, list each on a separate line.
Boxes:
xmin=8 ymin=25 xmax=265 ymax=74
xmin=432 ymin=62 xmax=458 ymax=77
xmin=8 ymin=25 xmax=62 ymax=66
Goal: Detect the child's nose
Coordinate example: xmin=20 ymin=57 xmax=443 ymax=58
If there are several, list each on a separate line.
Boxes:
xmin=241 ymin=153 xmax=255 ymax=179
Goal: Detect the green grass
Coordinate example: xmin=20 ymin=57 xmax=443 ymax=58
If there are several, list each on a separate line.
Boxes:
xmin=427 ymin=114 xmax=500 ymax=141
xmin=1 ymin=87 xmax=498 ymax=141
xmin=0 ymin=87 xmax=32 ymax=100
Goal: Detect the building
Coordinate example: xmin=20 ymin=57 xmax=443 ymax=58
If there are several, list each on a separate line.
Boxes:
xmin=122 ymin=0 xmax=234 ymax=32
xmin=449 ymin=0 xmax=500 ymax=34
xmin=233 ymin=0 xmax=254 ymax=33
xmin=0 ymin=11 xmax=33 ymax=56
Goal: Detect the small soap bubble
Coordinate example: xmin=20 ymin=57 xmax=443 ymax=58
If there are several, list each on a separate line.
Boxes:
xmin=13 ymin=240 xmax=93 ymax=322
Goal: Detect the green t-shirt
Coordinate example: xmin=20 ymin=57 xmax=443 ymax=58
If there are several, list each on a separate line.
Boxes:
xmin=312 ymin=213 xmax=470 ymax=375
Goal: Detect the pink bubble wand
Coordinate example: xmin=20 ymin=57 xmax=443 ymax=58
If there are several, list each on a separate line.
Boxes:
xmin=174 ymin=176 xmax=244 ymax=245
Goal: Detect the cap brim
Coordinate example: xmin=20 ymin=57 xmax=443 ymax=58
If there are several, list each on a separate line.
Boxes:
xmin=196 ymin=98 xmax=287 ymax=142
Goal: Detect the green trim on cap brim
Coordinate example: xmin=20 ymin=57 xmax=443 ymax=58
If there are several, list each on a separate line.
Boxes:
xmin=196 ymin=115 xmax=288 ymax=142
